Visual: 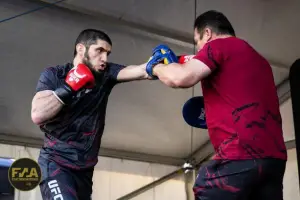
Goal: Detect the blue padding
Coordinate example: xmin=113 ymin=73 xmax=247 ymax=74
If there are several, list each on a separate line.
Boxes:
xmin=182 ymin=96 xmax=207 ymax=129
xmin=0 ymin=158 xmax=14 ymax=167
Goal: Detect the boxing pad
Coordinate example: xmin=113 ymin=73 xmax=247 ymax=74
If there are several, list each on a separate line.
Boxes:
xmin=182 ymin=96 xmax=207 ymax=129
xmin=152 ymin=44 xmax=179 ymax=64
xmin=146 ymin=53 xmax=165 ymax=79
xmin=146 ymin=45 xmax=178 ymax=78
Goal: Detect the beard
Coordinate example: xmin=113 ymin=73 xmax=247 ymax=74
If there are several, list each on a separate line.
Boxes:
xmin=83 ymin=52 xmax=105 ymax=86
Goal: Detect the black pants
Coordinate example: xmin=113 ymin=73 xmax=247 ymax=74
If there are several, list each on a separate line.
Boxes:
xmin=193 ymin=159 xmax=286 ymax=200
xmin=38 ymin=157 xmax=94 ymax=200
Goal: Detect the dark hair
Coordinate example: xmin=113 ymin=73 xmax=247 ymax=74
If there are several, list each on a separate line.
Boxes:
xmin=194 ymin=10 xmax=235 ymax=39
xmin=73 ymin=29 xmax=112 ymax=56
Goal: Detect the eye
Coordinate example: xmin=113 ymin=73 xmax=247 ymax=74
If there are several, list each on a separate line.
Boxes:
xmin=96 ymin=47 xmax=111 ymax=56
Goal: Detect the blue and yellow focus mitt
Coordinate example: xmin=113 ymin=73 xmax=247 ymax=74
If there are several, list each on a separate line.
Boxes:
xmin=146 ymin=44 xmax=178 ymax=79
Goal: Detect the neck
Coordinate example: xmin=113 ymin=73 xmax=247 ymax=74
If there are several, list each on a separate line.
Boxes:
xmin=215 ymin=34 xmax=234 ymax=39
xmin=73 ymin=56 xmax=82 ymax=67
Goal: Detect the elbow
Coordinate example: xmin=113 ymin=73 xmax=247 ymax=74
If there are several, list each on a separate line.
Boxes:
xmin=172 ymin=78 xmax=187 ymax=88
xmin=163 ymin=77 xmax=191 ymax=88
xmin=159 ymin=77 xmax=180 ymax=88
xmin=158 ymin=72 xmax=194 ymax=88
xmin=162 ymin=79 xmax=179 ymax=88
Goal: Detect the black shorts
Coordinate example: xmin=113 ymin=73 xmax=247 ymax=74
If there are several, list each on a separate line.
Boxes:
xmin=38 ymin=156 xmax=94 ymax=200
xmin=193 ymin=158 xmax=286 ymax=200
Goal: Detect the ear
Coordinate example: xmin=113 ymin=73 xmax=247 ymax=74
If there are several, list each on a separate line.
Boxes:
xmin=76 ymin=43 xmax=86 ymax=57
xmin=203 ymin=28 xmax=213 ymax=41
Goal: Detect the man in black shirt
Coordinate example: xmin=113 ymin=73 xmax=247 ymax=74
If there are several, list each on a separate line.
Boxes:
xmin=31 ymin=29 xmax=151 ymax=200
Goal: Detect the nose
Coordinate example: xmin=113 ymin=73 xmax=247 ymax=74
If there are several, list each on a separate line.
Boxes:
xmin=101 ymin=52 xmax=108 ymax=62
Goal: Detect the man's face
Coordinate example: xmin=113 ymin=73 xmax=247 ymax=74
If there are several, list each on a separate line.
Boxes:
xmin=81 ymin=39 xmax=112 ymax=74
xmin=194 ymin=28 xmax=212 ymax=51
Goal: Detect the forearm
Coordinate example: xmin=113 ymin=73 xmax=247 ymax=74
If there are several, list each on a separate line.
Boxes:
xmin=125 ymin=65 xmax=147 ymax=80
xmin=31 ymin=90 xmax=64 ymax=125
xmin=117 ymin=63 xmax=148 ymax=82
xmin=153 ymin=59 xmax=211 ymax=88
xmin=153 ymin=63 xmax=185 ymax=88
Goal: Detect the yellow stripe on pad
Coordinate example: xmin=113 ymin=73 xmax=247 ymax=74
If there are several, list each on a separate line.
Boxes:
xmin=160 ymin=49 xmax=169 ymax=64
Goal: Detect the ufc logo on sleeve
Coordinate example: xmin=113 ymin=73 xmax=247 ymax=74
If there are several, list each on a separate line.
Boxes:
xmin=48 ymin=180 xmax=64 ymax=200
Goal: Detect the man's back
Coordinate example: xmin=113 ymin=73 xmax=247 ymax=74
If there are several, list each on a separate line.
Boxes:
xmin=199 ymin=37 xmax=287 ymax=160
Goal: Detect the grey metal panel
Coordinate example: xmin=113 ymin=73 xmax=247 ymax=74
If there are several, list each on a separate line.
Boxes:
xmin=39 ymin=0 xmax=300 ymax=68
xmin=36 ymin=0 xmax=194 ymax=50
xmin=40 ymin=0 xmax=299 ymax=69
xmin=40 ymin=0 xmax=196 ymax=36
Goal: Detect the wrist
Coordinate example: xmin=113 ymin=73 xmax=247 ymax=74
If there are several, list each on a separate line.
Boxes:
xmin=142 ymin=64 xmax=149 ymax=79
xmin=53 ymin=84 xmax=74 ymax=105
xmin=152 ymin=64 xmax=164 ymax=76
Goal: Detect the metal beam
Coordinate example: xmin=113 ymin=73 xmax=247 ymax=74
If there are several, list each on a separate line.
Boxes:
xmin=116 ymin=144 xmax=213 ymax=200
xmin=184 ymin=170 xmax=196 ymax=200
xmin=185 ymin=140 xmax=214 ymax=164
xmin=0 ymin=133 xmax=184 ymax=166
xmin=285 ymin=139 xmax=296 ymax=149
xmin=277 ymin=78 xmax=291 ymax=104
xmin=116 ymin=168 xmax=184 ymax=200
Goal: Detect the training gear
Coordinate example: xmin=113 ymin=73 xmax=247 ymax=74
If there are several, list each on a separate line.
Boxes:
xmin=193 ymin=159 xmax=286 ymax=200
xmin=146 ymin=54 xmax=166 ymax=79
xmin=146 ymin=44 xmax=178 ymax=78
xmin=36 ymin=62 xmax=126 ymax=170
xmin=194 ymin=37 xmax=287 ymax=161
xmin=182 ymin=96 xmax=207 ymax=129
xmin=65 ymin=64 xmax=95 ymax=91
xmin=178 ymin=55 xmax=195 ymax=64
xmin=53 ymin=63 xmax=95 ymax=105
xmin=152 ymin=44 xmax=178 ymax=64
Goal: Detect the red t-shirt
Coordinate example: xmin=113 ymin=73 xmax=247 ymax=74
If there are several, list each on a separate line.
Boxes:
xmin=194 ymin=37 xmax=287 ymax=160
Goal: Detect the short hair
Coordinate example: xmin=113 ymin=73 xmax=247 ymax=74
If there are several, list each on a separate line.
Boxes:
xmin=194 ymin=10 xmax=235 ymax=39
xmin=73 ymin=29 xmax=112 ymax=56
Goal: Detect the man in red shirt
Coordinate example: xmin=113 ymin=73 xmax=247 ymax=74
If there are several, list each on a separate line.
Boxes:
xmin=150 ymin=10 xmax=287 ymax=200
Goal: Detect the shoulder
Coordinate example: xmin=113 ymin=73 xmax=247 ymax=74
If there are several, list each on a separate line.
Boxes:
xmin=40 ymin=63 xmax=72 ymax=80
xmin=107 ymin=62 xmax=126 ymax=69
xmin=106 ymin=62 xmax=126 ymax=80
xmin=202 ymin=37 xmax=244 ymax=49
xmin=210 ymin=37 xmax=249 ymax=50
xmin=35 ymin=63 xmax=72 ymax=93
xmin=201 ymin=38 xmax=229 ymax=51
